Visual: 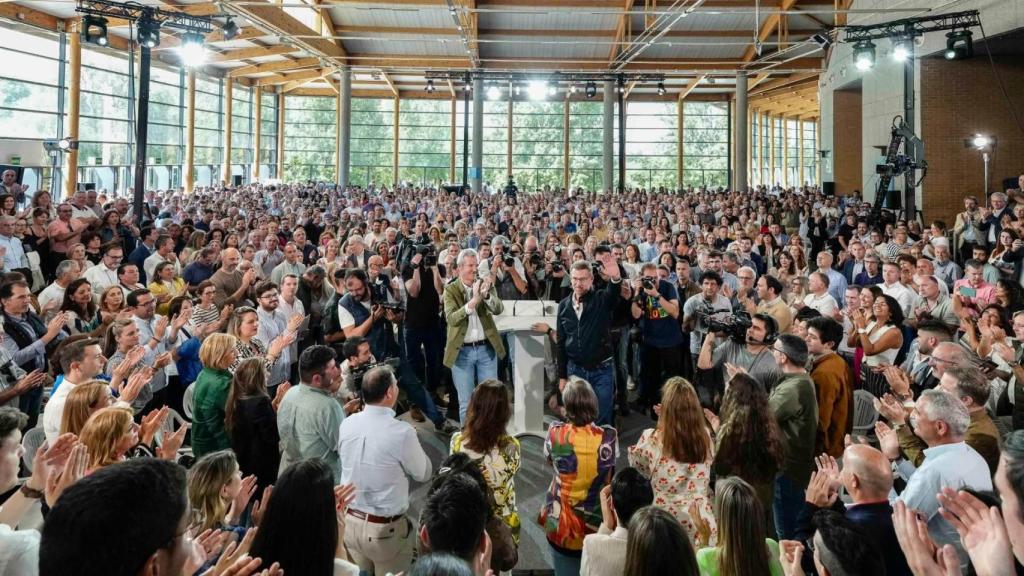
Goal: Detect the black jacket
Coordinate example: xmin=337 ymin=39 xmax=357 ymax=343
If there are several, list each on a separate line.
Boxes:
xmin=556 ymin=279 xmax=628 ymax=378
xmin=229 ymin=396 xmax=281 ymax=492
xmin=795 ymin=499 xmax=911 ymax=576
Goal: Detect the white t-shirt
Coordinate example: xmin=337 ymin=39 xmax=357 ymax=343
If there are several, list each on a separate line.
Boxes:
xmin=0 ymin=524 xmax=39 ymax=576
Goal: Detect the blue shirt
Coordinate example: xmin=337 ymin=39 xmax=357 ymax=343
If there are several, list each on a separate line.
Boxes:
xmin=824 ymin=268 xmax=848 ymax=307
xmin=183 ymin=261 xmax=215 ymax=286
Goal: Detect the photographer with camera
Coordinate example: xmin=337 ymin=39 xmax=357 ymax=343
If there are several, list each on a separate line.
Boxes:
xmin=630 ymin=262 xmax=683 ymax=415
xmin=479 ymin=235 xmax=527 ymax=301
xmin=682 ymin=271 xmax=732 ymax=370
xmin=520 ymin=235 xmax=546 ymax=300
xmin=696 ymin=311 xmax=782 ymax=397
xmin=340 ymin=336 xmax=373 ymax=398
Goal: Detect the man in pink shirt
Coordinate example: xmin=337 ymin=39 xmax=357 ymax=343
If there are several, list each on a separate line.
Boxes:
xmin=951 ymin=259 xmax=996 ymax=317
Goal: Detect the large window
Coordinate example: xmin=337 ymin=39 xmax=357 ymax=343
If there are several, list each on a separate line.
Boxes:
xmin=786 ymin=118 xmax=799 ymax=187
xmin=351 ymin=98 xmax=393 ymax=187
xmin=454 ymin=98 xmax=472 ymax=185
xmin=143 ymin=66 xmax=183 ymax=190
xmin=568 ymin=101 xmax=602 ymax=191
xmin=194 ymin=77 xmax=222 ymax=187
xmin=802 ymin=120 xmax=818 ymax=185
xmin=482 ymin=101 xmax=508 ymax=188
xmin=284 ymin=95 xmax=336 ymax=182
xmin=627 ymin=101 xmax=677 ymax=190
xmin=231 ymin=85 xmax=253 ymax=181
xmin=750 ymin=112 xmax=761 ymax=187
xmin=259 ymin=92 xmax=278 ymax=179
xmin=512 ymin=100 xmax=564 ymax=190
xmin=0 ymin=26 xmax=62 ymax=192
xmin=398 ymin=99 xmax=449 ymax=186
xmin=79 ymin=47 xmax=135 ymax=192
xmin=682 ymin=101 xmax=728 ymax=188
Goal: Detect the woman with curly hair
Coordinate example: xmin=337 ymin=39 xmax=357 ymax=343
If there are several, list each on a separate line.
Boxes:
xmin=707 ymin=372 xmax=784 ymax=539
xmin=628 ymin=377 xmax=716 ymax=547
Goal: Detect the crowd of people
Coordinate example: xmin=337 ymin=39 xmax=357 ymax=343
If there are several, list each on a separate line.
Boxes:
xmin=0 ymin=172 xmax=1022 ymax=575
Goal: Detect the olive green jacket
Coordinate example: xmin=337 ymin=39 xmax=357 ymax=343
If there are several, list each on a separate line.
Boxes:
xmin=442 ymin=280 xmax=506 ymax=367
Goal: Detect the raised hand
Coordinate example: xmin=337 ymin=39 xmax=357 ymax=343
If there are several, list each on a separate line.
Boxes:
xmin=874 ymin=421 xmax=900 ymax=461
xmin=45 ymin=312 xmax=67 ymax=338
xmin=13 ymin=370 xmax=46 ymax=394
xmin=804 ymin=470 xmax=839 ymax=508
xmin=703 ymin=408 xmax=720 ymax=433
xmin=158 ymin=421 xmax=188 ymax=461
xmin=139 ymin=406 xmax=169 ymax=447
xmin=882 ymin=365 xmax=912 ymax=398
xmin=779 ymin=540 xmax=806 ymax=576
xmin=153 ymin=315 xmax=170 ymax=340
xmin=938 ymin=487 xmax=1015 ymax=576
xmin=892 ymin=500 xmax=960 ymax=576
xmin=251 ymin=485 xmax=273 ymax=527
xmin=45 ymin=441 xmax=88 ymax=508
xmin=598 ymin=484 xmax=616 ymax=531
xmin=120 ymin=368 xmax=152 ymax=405
xmin=272 ymin=382 xmax=291 ymax=411
xmin=228 ymin=475 xmax=259 ymax=525
xmin=875 ymin=393 xmax=908 ymax=425
xmin=814 ymin=453 xmax=842 ymax=490
xmin=153 ymin=351 xmax=174 ymax=370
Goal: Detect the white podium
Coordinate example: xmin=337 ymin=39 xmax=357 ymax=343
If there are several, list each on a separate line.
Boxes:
xmin=494 ymin=300 xmax=557 ymax=439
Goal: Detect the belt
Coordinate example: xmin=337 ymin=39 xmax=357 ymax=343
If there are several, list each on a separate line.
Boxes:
xmin=462 ymin=339 xmax=490 ymax=348
xmin=574 ymin=357 xmax=613 ymax=371
xmin=347 ymin=509 xmax=405 ymax=524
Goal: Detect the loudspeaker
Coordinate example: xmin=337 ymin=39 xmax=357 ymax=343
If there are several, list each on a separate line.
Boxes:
xmin=822 ymin=181 xmax=835 ymax=196
xmin=232 ymin=175 xmax=243 ymax=187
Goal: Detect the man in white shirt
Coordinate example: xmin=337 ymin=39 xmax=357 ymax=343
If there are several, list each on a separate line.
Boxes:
xmin=83 ymin=243 xmax=124 ymax=300
xmin=37 ymin=260 xmax=78 ymax=318
xmin=143 ymin=235 xmax=179 ymax=282
xmin=800 ymin=272 xmax=839 ymax=317
xmin=880 ymin=261 xmax=918 ymax=318
xmin=255 ymin=281 xmax=300 ymax=389
xmin=69 ymin=190 xmax=99 ymax=224
xmin=41 ymin=338 xmax=105 ymax=443
xmin=278 ymin=273 xmax=306 ymax=382
xmin=339 ymin=365 xmax=431 ymax=576
xmin=0 ymin=217 xmax=29 ymax=283
xmin=580 ymin=468 xmax=654 ymax=576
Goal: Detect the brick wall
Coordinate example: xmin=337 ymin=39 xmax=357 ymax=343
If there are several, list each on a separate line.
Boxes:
xmin=920 ymin=55 xmax=1024 ymax=225
xmin=833 ymin=89 xmax=863 ymax=195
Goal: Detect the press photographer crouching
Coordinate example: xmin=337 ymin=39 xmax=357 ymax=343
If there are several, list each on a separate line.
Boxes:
xmin=696 ymin=311 xmax=782 ymax=402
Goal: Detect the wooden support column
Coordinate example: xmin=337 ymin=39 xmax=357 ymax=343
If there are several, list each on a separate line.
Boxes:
xmin=449 ymin=98 xmax=456 ymax=183
xmin=391 ymin=96 xmax=399 ymax=186
xmin=184 ymin=71 xmax=196 ymax=193
xmin=562 ymin=99 xmax=569 ymax=190
xmin=676 ymin=98 xmax=683 ymax=189
xmin=222 ymin=77 xmax=233 ymax=184
xmin=63 ymin=25 xmax=81 ymax=200
xmin=747 ymin=106 xmax=752 ymax=187
xmin=277 ymin=92 xmax=285 ymax=179
xmin=253 ymin=85 xmax=262 ymax=181
xmin=816 ymin=118 xmax=822 ymax=185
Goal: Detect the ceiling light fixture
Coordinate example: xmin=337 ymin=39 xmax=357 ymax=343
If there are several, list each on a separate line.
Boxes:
xmin=486 ymin=84 xmax=501 ymax=100
xmin=584 ymin=82 xmax=596 ymax=98
xmin=945 ymin=30 xmax=973 ymax=60
xmin=177 ymin=31 xmax=206 ymax=67
xmin=657 ymin=81 xmax=666 ymax=96
xmin=137 ymin=17 xmax=160 ymax=48
xmin=853 ymin=40 xmax=876 ymax=70
xmin=527 ymin=80 xmax=548 ymax=101
xmin=222 ymin=17 xmax=239 ymax=40
xmin=425 ymin=79 xmax=435 ymax=93
xmin=81 ymin=15 xmax=109 ymax=47
xmin=892 ymin=37 xmax=911 ymax=61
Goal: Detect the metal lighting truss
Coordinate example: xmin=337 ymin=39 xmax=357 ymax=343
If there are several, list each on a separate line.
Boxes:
xmin=842 ymin=10 xmax=980 ymax=43
xmin=76 ymin=0 xmax=214 ymax=35
xmin=424 ymin=70 xmax=667 ymax=86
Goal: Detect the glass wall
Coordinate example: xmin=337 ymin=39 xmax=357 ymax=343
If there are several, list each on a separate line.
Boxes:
xmin=145 ymin=66 xmax=183 ymax=190
xmin=682 ymin=101 xmax=728 ymax=188
xmin=454 ymin=98 xmax=472 ymax=186
xmin=398 ymin=99 xmax=450 ymax=186
xmin=627 ymin=101 xmax=677 ymax=190
xmin=230 ymin=84 xmax=253 ymax=182
xmin=786 ymin=118 xmax=800 ymax=186
xmin=802 ymin=120 xmax=818 ymax=185
xmin=512 ymin=101 xmax=564 ymax=190
xmin=0 ymin=27 xmax=62 ymax=192
xmin=79 ymin=46 xmax=135 ymax=191
xmin=482 ymin=101 xmax=508 ymax=188
xmin=283 ymin=95 xmax=336 ymax=183
xmin=193 ymin=77 xmax=222 ymax=187
xmin=772 ymin=116 xmax=784 ymax=185
xmin=259 ymin=92 xmax=278 ymax=179
xmin=568 ymin=101 xmax=602 ymax=191
xmin=350 ymin=97 xmax=393 ymax=187
xmin=750 ymin=111 xmax=761 ymax=187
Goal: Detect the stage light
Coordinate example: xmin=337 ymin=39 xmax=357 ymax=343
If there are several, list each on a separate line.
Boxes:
xmin=514 ymin=84 xmax=520 ymax=96
xmin=547 ymin=83 xmax=557 ymax=96
xmin=486 ymin=84 xmax=501 ymax=100
xmin=853 ymin=40 xmax=875 ymax=71
xmin=425 ymin=79 xmax=435 ymax=93
xmin=657 ymin=81 xmax=666 ymax=96
xmin=945 ymin=30 xmax=973 ymax=60
xmin=569 ymin=84 xmax=578 ymax=94
xmin=81 ymin=15 xmax=109 ymax=47
xmin=971 ymin=134 xmax=992 ymax=150
xmin=178 ymin=32 xmax=206 ymax=67
xmin=527 ymin=80 xmax=548 ymax=100
xmin=137 ymin=18 xmax=160 ymax=48
xmin=892 ymin=37 xmax=911 ymax=62
xmin=222 ymin=17 xmax=239 ymax=40
xmin=584 ymin=82 xmax=596 ymax=98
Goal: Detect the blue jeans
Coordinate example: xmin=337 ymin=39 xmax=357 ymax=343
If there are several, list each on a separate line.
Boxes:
xmin=396 ymin=325 xmax=443 ymax=427
xmin=19 ymin=386 xmax=42 ymax=429
xmin=549 ymin=546 xmax=582 ymax=576
xmin=567 ymin=359 xmax=614 ymax=426
xmin=773 ymin=473 xmax=806 ymax=540
xmin=451 ymin=343 xmax=498 ymax=424
xmin=404 ymin=320 xmax=445 ymax=393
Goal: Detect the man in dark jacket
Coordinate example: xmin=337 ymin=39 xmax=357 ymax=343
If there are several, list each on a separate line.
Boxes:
xmin=795 ymin=444 xmax=912 ymax=576
xmin=556 ymin=260 xmax=631 ymax=426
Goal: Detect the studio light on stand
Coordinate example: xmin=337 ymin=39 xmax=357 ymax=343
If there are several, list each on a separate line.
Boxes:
xmin=81 ymin=15 xmax=109 ymax=46
xmin=965 ymin=133 xmax=995 ymax=194
xmin=853 ymin=40 xmax=875 ymax=70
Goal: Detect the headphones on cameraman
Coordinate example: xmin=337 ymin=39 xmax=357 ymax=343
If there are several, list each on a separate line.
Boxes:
xmin=752 ymin=313 xmax=779 ymax=346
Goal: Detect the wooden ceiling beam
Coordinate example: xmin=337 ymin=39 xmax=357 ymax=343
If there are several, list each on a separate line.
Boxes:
xmin=749 ymin=82 xmax=818 ymax=103
xmin=742 ymin=0 xmax=798 ymax=62
xmin=228 ymin=57 xmax=321 ymax=77
xmin=330 ymin=26 xmax=820 ymax=38
xmin=257 ymin=67 xmax=329 ymax=86
xmin=0 ymin=3 xmax=61 ymax=30
xmin=678 ymin=74 xmax=706 ymax=101
xmin=623 ymin=79 xmax=638 ymax=99
xmin=205 ymin=27 xmax=270 ymax=44
xmin=749 ymin=71 xmax=818 ymax=95
xmin=380 ymin=69 xmax=399 ymax=96
xmin=207 ymin=45 xmax=299 ymax=63
xmin=282 ymin=76 xmax=322 ymax=93
xmin=226 ymin=2 xmax=347 ymax=65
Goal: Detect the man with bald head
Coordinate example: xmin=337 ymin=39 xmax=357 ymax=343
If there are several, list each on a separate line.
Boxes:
xmin=796 ymin=445 xmax=912 ymax=576
xmin=211 ymin=247 xmax=257 ymax=308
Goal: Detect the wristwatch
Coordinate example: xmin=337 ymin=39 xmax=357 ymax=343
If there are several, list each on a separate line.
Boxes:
xmin=19 ymin=483 xmax=43 ymax=500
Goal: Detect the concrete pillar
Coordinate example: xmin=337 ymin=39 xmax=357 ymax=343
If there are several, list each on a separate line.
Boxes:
xmin=337 ymin=68 xmax=352 ymax=188
xmin=735 ymin=71 xmax=748 ymax=192
xmin=184 ymin=71 xmax=195 ymax=193
xmin=63 ymin=26 xmax=81 ymax=200
xmin=222 ymin=77 xmax=233 ymax=184
xmin=471 ymin=77 xmax=483 ymax=193
xmin=602 ymin=80 xmax=614 ymax=193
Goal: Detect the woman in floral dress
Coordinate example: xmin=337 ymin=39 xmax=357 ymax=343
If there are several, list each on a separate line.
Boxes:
xmin=628 ymin=376 xmax=717 ymax=548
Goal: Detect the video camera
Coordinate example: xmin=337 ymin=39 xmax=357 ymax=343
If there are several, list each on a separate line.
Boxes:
xmin=368 ymin=276 xmax=404 ymax=311
xmin=705 ymin=308 xmax=752 ymax=343
xmin=396 ymin=238 xmax=438 ymax=272
xmin=348 ymin=357 xmax=401 ymax=399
